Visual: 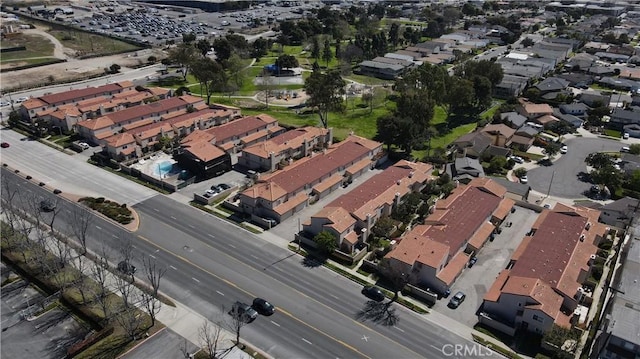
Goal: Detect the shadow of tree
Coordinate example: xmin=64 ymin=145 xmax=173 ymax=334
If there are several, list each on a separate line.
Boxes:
xmin=355 ymin=300 xmax=399 ymax=326
xmin=300 ymin=255 xmax=325 ymax=268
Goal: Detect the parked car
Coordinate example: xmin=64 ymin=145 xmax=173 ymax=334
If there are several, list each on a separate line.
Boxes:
xmin=15 ymin=96 xmax=29 ymax=103
xmin=117 ymin=261 xmax=136 ymax=275
xmin=621 ymin=146 xmax=630 ymax=153
xmin=78 ymin=142 xmax=90 ymax=150
xmin=560 ymin=145 xmax=568 ymax=154
xmin=252 ymin=298 xmax=276 ymax=316
xmin=468 ymin=256 xmax=478 ymax=268
xmin=361 ymin=286 xmax=385 ymax=302
xmin=0 ymin=101 xmax=10 ymax=108
xmin=623 ymin=132 xmax=629 ymax=140
xmin=218 ymin=183 xmax=231 ymax=190
xmin=448 ymin=291 xmax=466 ymax=309
xmin=510 ymin=156 xmax=524 ymax=164
xmin=230 ymin=301 xmax=258 ymax=323
xmin=520 ymin=175 xmax=528 ymax=184
xmin=1 ymin=142 xmax=9 ymax=148
xmin=39 ymin=199 xmax=56 ymax=212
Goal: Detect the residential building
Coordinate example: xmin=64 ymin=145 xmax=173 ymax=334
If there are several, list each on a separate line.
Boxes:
xmin=175 ymin=133 xmax=232 ymax=179
xmin=535 ymin=77 xmax=570 ymax=94
xmin=452 ymin=132 xmax=492 ymax=159
xmin=559 ymin=103 xmax=589 ymax=117
xmin=384 ymin=178 xmax=514 ymax=295
xmin=238 ymin=135 xmax=383 ymax=222
xmin=517 ymin=100 xmax=554 ymax=120
xmin=302 ymin=160 xmax=433 ymax=253
xmin=501 ymin=112 xmax=528 ymax=129
xmin=510 ymin=125 xmax=539 ymax=151
xmin=609 ymin=108 xmax=640 ymax=130
xmin=445 ymin=157 xmax=486 ymax=184
xmin=239 ymin=127 xmax=333 ymax=172
xmin=579 ymin=92 xmax=611 ymax=108
xmin=206 ymin=114 xmax=282 ymax=153
xmin=480 ymin=204 xmax=608 ymax=336
xmin=598 ymin=197 xmax=640 ymax=228
xmin=593 ymin=237 xmax=640 ymax=359
xmin=481 ymin=124 xmax=516 ymax=147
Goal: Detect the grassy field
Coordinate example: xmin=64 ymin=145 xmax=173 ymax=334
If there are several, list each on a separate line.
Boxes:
xmin=0 ymin=33 xmax=55 ymax=64
xmin=49 ymin=29 xmax=141 ymax=57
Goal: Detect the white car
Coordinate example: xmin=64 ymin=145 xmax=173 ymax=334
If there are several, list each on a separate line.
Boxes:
xmin=560 ymin=145 xmax=568 ymax=154
xmin=16 ymin=96 xmax=29 ymax=103
xmin=623 ymin=132 xmax=630 ymax=140
xmin=0 ymin=101 xmax=10 ymax=108
xmin=510 ymin=156 xmax=524 ymax=164
xmin=520 ymin=175 xmax=528 ymax=184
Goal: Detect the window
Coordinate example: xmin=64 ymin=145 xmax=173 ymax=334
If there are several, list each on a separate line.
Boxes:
xmin=532 ymin=314 xmax=544 ymax=323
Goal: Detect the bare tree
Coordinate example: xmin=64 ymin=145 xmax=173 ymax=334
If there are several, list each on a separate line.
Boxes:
xmin=114 ymin=305 xmax=145 ymax=341
xmin=223 ymin=304 xmax=249 ymax=347
xmin=199 ymin=320 xmax=225 ymax=359
xmin=90 ymin=246 xmax=112 ymax=319
xmin=141 ymin=256 xmax=166 ymax=327
xmin=258 ymin=71 xmax=277 ymax=109
xmin=69 ymin=206 xmax=94 ymax=255
xmin=1 ymin=172 xmax=21 ymax=233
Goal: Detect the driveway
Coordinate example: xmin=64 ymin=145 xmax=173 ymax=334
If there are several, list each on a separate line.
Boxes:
xmin=431 ymin=206 xmax=540 ymax=326
xmin=527 ymin=137 xmax=625 ymax=199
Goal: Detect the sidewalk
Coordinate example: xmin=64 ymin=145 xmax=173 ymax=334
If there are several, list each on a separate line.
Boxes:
xmin=1 ymin=212 xmax=264 ymax=359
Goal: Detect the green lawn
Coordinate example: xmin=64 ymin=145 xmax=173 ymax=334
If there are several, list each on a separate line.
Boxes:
xmin=344 ymin=74 xmax=391 ymax=86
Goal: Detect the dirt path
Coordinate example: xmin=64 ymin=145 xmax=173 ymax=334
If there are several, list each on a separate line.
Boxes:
xmin=23 ymin=27 xmax=71 ymax=60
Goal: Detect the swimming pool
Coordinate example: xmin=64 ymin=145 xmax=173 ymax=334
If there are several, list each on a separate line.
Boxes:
xmin=153 ymin=160 xmax=176 ymax=177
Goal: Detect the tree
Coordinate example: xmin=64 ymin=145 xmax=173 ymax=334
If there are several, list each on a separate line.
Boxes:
xmin=252 ymin=37 xmax=270 ymax=59
xmin=487 ymin=156 xmax=507 ymax=174
xmin=212 ymin=38 xmax=233 ymax=63
xmin=224 ymin=53 xmax=247 ymax=97
xmin=275 ymin=54 xmax=299 ymax=69
xmin=521 ymin=37 xmax=534 ymax=47
xmin=196 ymin=39 xmax=211 ymax=57
xmin=322 ymin=37 xmax=333 ymax=67
xmin=311 ymin=36 xmax=321 ymax=61
xmin=69 ymin=206 xmax=93 ymax=255
xmin=544 ymin=142 xmax=562 ymax=158
xmin=199 ymin=320 xmax=226 ymax=359
xmin=314 ymin=230 xmax=337 ymax=254
xmin=303 ymin=69 xmax=346 ymax=128
xmin=109 ymin=64 xmax=121 ymax=74
xmin=182 ymin=32 xmax=196 ymax=43
xmin=141 ymin=256 xmax=166 ymax=327
xmin=629 ymin=144 xmax=640 ymax=155
xmin=371 ymin=216 xmax=395 ymax=240
xmin=388 ymin=23 xmax=400 ymax=47
xmin=191 ymin=58 xmax=226 ymax=104
xmin=543 ymin=324 xmax=580 ymax=358
xmin=168 ymin=44 xmax=198 ymax=80
xmin=513 ymin=167 xmax=527 ymax=178
xmin=585 ymin=152 xmax=613 ymax=169
xmin=258 ymin=71 xmax=277 ymax=109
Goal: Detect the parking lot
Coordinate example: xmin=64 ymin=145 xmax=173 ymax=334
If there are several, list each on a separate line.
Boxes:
xmin=430 ymin=206 xmax=540 ymax=326
xmin=1 ymin=267 xmax=90 ymax=359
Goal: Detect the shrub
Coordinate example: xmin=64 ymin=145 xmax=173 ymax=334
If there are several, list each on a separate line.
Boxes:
xmin=592 ymin=265 xmax=603 ymax=281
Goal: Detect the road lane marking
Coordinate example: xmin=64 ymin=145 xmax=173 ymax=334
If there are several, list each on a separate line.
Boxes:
xmin=153 ymin=208 xmax=159 ymax=212
xmin=329 ymin=294 xmax=339 ymax=300
xmin=216 ymin=290 xmax=225 ymax=296
xmin=270 ymin=320 xmax=280 ymax=327
xmin=112 ymin=234 xmax=118 ymax=238
xmin=250 ymin=254 xmax=259 ymax=260
xmin=361 ymin=335 xmax=369 ymax=342
xmin=135 ymin=234 xmax=374 ymax=359
xmin=95 ymin=226 xmax=102 ymax=230
xmin=429 ymin=344 xmax=441 ymax=352
xmin=188 ymin=224 xmax=195 ymax=229
xmin=169 ymin=265 xmax=177 ymax=270
xmin=192 ymin=277 xmax=200 ymax=283
xmin=170 ymin=216 xmax=177 ymax=220
xmin=208 ymin=234 xmax=215 ymax=238
xmin=302 ymin=338 xmax=312 ymax=345
xmin=394 ymin=327 xmax=405 ymax=333
xmin=149 ymin=254 xmax=156 ymax=259
xmin=228 ymin=244 xmax=236 ymax=249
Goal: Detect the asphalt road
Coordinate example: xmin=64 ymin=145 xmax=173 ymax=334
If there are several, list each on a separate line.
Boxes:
xmin=527 ymin=137 xmax=624 ymax=198
xmin=1 ymin=169 xmax=486 ymax=359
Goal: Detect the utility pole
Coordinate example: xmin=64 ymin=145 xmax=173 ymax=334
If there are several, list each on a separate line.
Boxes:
xmin=546 ymin=170 xmax=555 ymax=198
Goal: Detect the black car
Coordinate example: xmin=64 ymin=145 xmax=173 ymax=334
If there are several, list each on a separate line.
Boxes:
xmin=230 ymin=301 xmax=258 ymax=323
xmin=448 ymin=291 xmax=466 ymax=309
xmin=252 ymin=298 xmax=276 ymax=316
xmin=218 ymin=183 xmax=231 ymax=190
xmin=39 ymin=200 xmax=56 ymax=212
xmin=117 ymin=261 xmax=136 ymax=275
xmin=468 ymin=256 xmax=478 ymax=268
xmin=361 ymin=286 xmax=385 ymax=302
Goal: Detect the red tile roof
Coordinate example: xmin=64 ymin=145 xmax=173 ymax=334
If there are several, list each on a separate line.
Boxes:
xmin=106 ymin=97 xmax=189 ymax=124
xmin=206 ymin=115 xmax=275 ymax=144
xmin=312 ymin=207 xmax=355 ymax=233
xmin=105 ymin=133 xmax=135 ymax=147
xmin=77 ymin=116 xmax=115 ymax=130
xmin=386 ymin=231 xmax=450 ymax=268
xmin=423 ymin=184 xmax=502 ymax=252
xmin=262 ymin=138 xmax=375 ymax=194
xmin=40 ymin=83 xmax=124 ymax=105
xmin=437 ymin=251 xmax=470 ymax=285
xmin=242 ymin=181 xmax=288 ymax=202
xmin=182 ymin=141 xmax=226 ymax=162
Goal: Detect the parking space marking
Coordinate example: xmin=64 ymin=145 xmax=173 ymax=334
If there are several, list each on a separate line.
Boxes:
xmin=95 ymin=225 xmax=102 ymax=230
xmin=270 ymin=320 xmax=280 ymax=327
xmin=192 ymin=277 xmax=200 ymax=283
xmin=170 ymin=265 xmax=177 ymax=270
xmin=394 ymin=326 xmax=405 ymax=333
xmin=216 ymin=290 xmax=225 ymax=296
xmin=302 ymin=338 xmax=312 ymax=345
xmin=149 ymin=254 xmax=156 ymax=259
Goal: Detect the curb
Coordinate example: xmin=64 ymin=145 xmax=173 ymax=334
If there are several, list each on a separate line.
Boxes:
xmin=116 ymin=327 xmax=167 ymax=358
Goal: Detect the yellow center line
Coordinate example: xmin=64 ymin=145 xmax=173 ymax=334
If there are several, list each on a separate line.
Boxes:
xmin=137 ymin=234 xmax=375 ymax=358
